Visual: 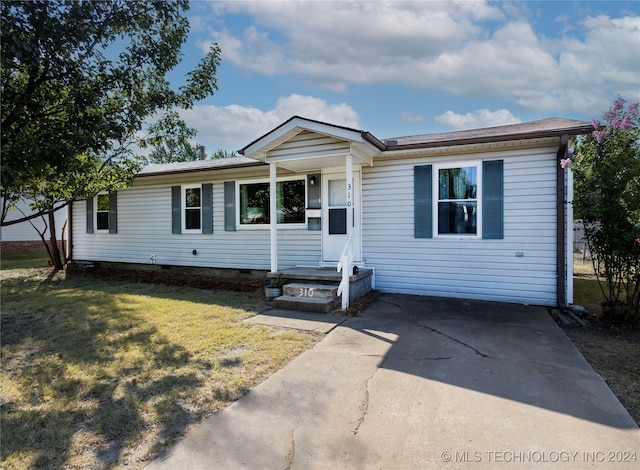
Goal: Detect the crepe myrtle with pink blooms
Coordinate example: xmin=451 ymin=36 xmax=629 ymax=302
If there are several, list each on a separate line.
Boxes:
xmin=570 ymin=96 xmax=640 ymax=324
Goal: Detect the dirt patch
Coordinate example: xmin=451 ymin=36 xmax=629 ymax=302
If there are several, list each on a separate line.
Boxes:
xmin=77 ymin=265 xmax=384 ymax=317
xmin=562 ymin=318 xmax=640 ymax=426
xmin=568 ymin=268 xmax=640 ymax=425
xmin=333 ymin=289 xmax=382 ymax=317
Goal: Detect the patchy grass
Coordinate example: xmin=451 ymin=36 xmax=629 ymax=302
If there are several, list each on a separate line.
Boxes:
xmin=0 ymin=266 xmax=321 ymax=469
xmin=573 ymin=252 xmax=599 ymax=278
xmin=569 ymin=254 xmax=640 ymax=425
xmin=574 ymin=277 xmax=604 ymax=316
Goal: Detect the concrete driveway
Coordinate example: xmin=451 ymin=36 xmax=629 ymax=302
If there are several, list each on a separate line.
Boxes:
xmin=147 ymin=294 xmax=639 ymax=469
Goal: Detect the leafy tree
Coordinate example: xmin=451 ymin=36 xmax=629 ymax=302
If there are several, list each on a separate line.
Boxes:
xmin=142 ymin=112 xmax=202 ymax=164
xmin=211 ymin=149 xmax=238 ymax=159
xmin=1 ymin=0 xmax=221 ymax=270
xmin=570 ymin=97 xmax=640 ymax=324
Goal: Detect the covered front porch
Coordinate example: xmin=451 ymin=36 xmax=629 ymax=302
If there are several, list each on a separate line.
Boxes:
xmin=240 ymin=116 xmax=384 ymax=310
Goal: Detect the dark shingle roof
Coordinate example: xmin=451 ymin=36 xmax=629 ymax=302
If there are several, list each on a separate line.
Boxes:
xmin=136 ymin=117 xmax=593 ymax=177
xmin=383 ymin=118 xmax=592 ymax=149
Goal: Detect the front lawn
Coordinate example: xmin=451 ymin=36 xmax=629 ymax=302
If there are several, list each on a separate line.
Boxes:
xmin=0 ymin=250 xmax=50 ymax=270
xmin=0 ymin=265 xmax=321 ymax=469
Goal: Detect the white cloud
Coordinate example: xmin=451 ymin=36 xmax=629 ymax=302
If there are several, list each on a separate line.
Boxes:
xmin=208 ymin=1 xmax=503 ymax=89
xmin=201 ymin=2 xmax=639 ymax=117
xmin=178 ymin=94 xmax=360 ymax=151
xmin=436 ymin=109 xmax=522 ymax=130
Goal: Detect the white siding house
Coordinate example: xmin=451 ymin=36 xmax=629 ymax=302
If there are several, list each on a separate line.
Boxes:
xmin=70 ymin=116 xmax=592 ymax=307
xmin=1 ymin=198 xmax=67 ymax=251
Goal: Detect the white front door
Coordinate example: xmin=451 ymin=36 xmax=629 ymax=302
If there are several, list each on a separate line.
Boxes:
xmin=322 ymin=169 xmax=361 ymax=263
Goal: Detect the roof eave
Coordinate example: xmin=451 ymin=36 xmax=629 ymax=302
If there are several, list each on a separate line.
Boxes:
xmin=240 ymin=116 xmax=385 ymax=158
xmin=135 ymin=160 xmax=266 ymax=178
xmin=384 ymin=125 xmax=594 ymax=152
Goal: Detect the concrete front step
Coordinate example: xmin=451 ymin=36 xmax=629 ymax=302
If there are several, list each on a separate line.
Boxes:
xmin=274 ymin=295 xmax=339 ymax=314
xmin=282 ymin=282 xmax=338 ymax=299
xmin=269 ymin=267 xmax=373 ymax=303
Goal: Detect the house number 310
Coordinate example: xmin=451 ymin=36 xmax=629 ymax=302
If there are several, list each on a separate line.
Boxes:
xmin=298 ymin=287 xmax=314 ymax=298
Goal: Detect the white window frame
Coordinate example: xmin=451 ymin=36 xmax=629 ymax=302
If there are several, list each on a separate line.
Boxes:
xmin=95 ymin=192 xmax=110 ymax=233
xmin=182 ymin=184 xmax=202 ymax=233
xmin=433 ymin=161 xmax=482 ymax=238
xmin=236 ymin=176 xmax=307 ymax=230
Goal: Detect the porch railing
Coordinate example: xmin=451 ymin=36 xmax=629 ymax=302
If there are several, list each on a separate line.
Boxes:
xmin=336 ymin=230 xmax=354 ymax=311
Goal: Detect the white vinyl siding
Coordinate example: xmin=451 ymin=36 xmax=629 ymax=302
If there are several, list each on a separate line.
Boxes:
xmin=0 ymin=198 xmax=67 ymax=242
xmin=72 ymin=176 xmax=321 ymax=270
xmin=71 ymin=141 xmax=563 ymax=306
xmin=267 ymin=130 xmax=349 ymax=160
xmin=362 ymin=147 xmax=559 ymax=306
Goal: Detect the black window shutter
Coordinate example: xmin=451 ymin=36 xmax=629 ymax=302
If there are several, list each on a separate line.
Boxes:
xmin=414 ymin=165 xmax=433 ymax=238
xmin=202 ymin=183 xmax=213 ymax=234
xmin=171 ymin=186 xmax=181 ymax=234
xmin=224 ymin=181 xmax=236 ymax=231
xmin=86 ymin=198 xmax=94 ymax=234
xmin=108 ymin=192 xmax=118 ymax=234
xmin=482 ymin=160 xmax=504 ymax=239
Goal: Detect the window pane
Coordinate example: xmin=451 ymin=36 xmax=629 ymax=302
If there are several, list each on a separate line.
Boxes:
xmin=97 ymin=212 xmax=109 ymax=231
xmin=185 ymin=208 xmax=201 ymax=230
xmin=439 ymin=167 xmax=477 ymax=200
xmin=240 ymin=180 xmax=305 ymax=225
xmin=328 ymin=179 xmax=346 ymax=207
xmin=186 ymin=188 xmax=201 ymax=208
xmin=240 ymin=182 xmax=270 ymax=224
xmin=329 ymin=208 xmax=347 ymax=234
xmin=278 ymin=180 xmax=305 ymax=223
xmin=438 ymin=201 xmax=477 ymax=234
xmin=97 ymin=194 xmax=109 ymax=211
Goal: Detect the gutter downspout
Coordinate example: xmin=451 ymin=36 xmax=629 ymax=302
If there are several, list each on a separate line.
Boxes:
xmin=556 ymin=134 xmax=569 ymax=307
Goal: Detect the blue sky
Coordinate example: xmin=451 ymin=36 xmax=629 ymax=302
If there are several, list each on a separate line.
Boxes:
xmin=165 ymin=0 xmax=640 ymax=153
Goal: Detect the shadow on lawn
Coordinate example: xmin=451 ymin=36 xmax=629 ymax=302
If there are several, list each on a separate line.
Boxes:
xmin=0 ymin=272 xmax=231 ymax=468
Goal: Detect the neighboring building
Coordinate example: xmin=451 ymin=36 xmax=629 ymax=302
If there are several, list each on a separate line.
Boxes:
xmin=70 ymin=116 xmax=592 ymax=307
xmin=1 ymin=199 xmax=67 ymax=251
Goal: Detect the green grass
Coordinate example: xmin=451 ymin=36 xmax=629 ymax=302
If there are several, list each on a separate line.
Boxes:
xmin=573 ymin=252 xmax=598 ymax=277
xmin=0 ymin=267 xmax=320 ymax=469
xmin=573 ymin=253 xmax=603 ymax=313
xmin=0 ymin=250 xmax=50 ymax=270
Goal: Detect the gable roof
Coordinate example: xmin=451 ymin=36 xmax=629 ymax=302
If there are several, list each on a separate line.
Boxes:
xmin=239 ymin=115 xmax=385 ymax=160
xmin=136 ymin=116 xmax=593 ymax=177
xmin=240 ymin=116 xmax=592 ymax=158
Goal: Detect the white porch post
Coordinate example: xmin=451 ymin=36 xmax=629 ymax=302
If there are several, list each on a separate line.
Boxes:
xmin=346 ymin=153 xmax=353 ymax=236
xmin=270 ymin=163 xmax=278 ymax=273
xmin=343 ymin=153 xmax=354 ymax=310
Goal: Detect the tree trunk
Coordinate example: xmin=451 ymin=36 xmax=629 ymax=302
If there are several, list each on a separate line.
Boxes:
xmin=48 ymin=210 xmax=64 ymax=271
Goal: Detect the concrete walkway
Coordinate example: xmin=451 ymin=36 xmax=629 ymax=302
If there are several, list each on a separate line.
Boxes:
xmin=147 ymin=294 xmax=639 ymax=469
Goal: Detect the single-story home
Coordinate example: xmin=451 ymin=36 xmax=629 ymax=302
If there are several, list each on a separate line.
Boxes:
xmin=69 ymin=116 xmax=592 ymax=309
